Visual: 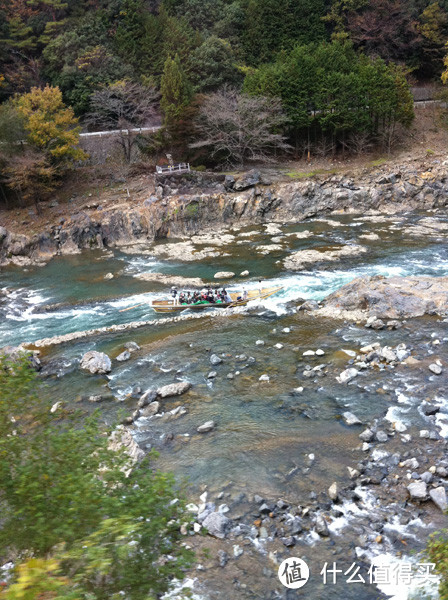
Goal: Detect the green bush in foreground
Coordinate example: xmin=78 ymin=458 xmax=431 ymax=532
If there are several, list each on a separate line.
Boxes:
xmin=0 ymin=353 xmax=194 ymax=599
xmin=427 ymin=530 xmax=448 ymax=600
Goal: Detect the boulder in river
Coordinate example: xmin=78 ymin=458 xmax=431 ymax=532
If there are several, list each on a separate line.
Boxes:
xmin=429 ymin=362 xmax=443 ymax=375
xmin=315 ymin=515 xmax=329 ymax=537
xmin=407 ymin=481 xmax=428 ymax=501
xmin=214 ymin=271 xmax=235 ymax=279
xmin=197 ymin=420 xmax=216 ymax=433
xmin=210 ymin=354 xmax=223 ymax=365
xmin=337 ymin=368 xmax=358 ymax=384
xmin=342 ymin=411 xmax=362 ymax=426
xmin=321 ymin=275 xmax=448 ymax=319
xmin=116 ymin=350 xmax=131 ymax=362
xmin=157 ymin=381 xmax=191 ymax=398
xmin=124 ymin=341 xmax=140 ymax=352
xmin=80 ymin=351 xmax=111 ymax=374
xmin=202 ymin=511 xmax=232 ymax=539
xmin=429 ymin=487 xmax=448 ymax=512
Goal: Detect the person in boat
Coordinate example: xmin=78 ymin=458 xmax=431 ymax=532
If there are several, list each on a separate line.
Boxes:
xmin=242 ymin=288 xmax=248 ymax=301
xmin=171 ymin=287 xmax=178 ymax=304
xmin=223 ymin=289 xmax=232 ymax=303
xmin=258 ymin=280 xmax=263 ymax=295
xmin=207 ymin=289 xmax=215 ymax=303
xmin=179 ymin=292 xmax=186 ymax=304
xmin=186 ymin=292 xmax=192 ymax=304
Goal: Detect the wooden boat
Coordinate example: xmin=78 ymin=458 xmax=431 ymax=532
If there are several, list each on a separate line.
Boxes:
xmin=151 ymin=286 xmax=283 ymax=314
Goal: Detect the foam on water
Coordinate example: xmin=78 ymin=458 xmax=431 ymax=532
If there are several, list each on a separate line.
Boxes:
xmin=357 ymin=552 xmax=440 ymax=600
xmin=2 ymin=223 xmax=448 ymax=346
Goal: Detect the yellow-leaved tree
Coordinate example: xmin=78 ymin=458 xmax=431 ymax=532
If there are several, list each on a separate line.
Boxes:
xmin=14 ymin=84 xmax=87 ymax=165
xmin=5 ymin=85 xmax=87 ymax=213
xmin=442 ymin=42 xmax=448 ymax=84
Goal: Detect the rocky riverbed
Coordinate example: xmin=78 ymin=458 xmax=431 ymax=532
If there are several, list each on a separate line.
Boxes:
xmin=2 ymin=172 xmax=448 ymax=599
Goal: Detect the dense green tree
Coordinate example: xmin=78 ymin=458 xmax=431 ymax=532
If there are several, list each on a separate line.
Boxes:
xmin=163 ymin=0 xmax=226 ymax=31
xmin=161 ymin=53 xmax=193 ymax=126
xmin=190 ymin=35 xmax=241 ymax=92
xmin=0 ymin=352 xmax=194 ymax=598
xmin=114 ymin=1 xmax=200 ymax=79
xmin=417 ymin=2 xmax=448 ymax=76
xmin=244 ymin=41 xmax=414 ymax=152
xmin=242 ymin=0 xmax=327 ymax=65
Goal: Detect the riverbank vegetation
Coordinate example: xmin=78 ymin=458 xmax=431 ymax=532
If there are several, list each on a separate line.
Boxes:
xmin=1 ymin=0 xmax=448 ymax=204
xmin=0 ymin=353 xmax=194 ymax=598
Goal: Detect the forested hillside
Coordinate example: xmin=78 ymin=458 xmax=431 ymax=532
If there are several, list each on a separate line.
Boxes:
xmin=1 ymin=0 xmax=448 ymax=207
xmin=2 ymin=0 xmax=447 ymax=108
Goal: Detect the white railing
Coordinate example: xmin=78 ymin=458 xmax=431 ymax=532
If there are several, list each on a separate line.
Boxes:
xmin=156 ymin=163 xmax=191 ymax=174
xmin=79 ymin=126 xmax=161 ymax=139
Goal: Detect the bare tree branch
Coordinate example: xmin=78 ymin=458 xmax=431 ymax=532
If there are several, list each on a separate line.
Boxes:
xmin=191 ymin=87 xmax=291 ymax=166
xmin=87 ymin=82 xmax=160 ymax=162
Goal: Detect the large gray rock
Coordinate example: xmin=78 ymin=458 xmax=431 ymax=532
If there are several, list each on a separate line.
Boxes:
xmin=214 ymin=271 xmax=235 ymax=279
xmin=429 ymin=363 xmax=443 ymax=375
xmin=124 ymin=341 xmax=140 ymax=352
xmin=138 ymin=389 xmax=158 ymax=407
xmin=197 ymin=420 xmax=216 ymax=433
xmin=429 ymin=487 xmax=448 ymax=512
xmin=0 ymin=226 xmax=7 ymax=243
xmin=407 ymin=481 xmax=428 ymax=501
xmin=202 ymin=511 xmax=232 ymax=539
xmin=210 ymin=354 xmax=223 ymax=365
xmin=157 ymin=381 xmax=191 ymax=398
xmin=342 ymin=411 xmax=362 ymax=426
xmin=337 ymin=368 xmax=358 ymax=384
xmin=140 ymin=401 xmax=160 ymax=417
xmin=322 ymin=275 xmax=448 ymax=319
xmin=116 ymin=350 xmax=131 ymax=362
xmin=80 ymin=351 xmax=111 ymax=374
xmin=233 ymin=170 xmax=261 ymax=191
xmin=315 ymin=515 xmax=329 ymax=537
xmin=381 ymin=347 xmax=397 ymax=363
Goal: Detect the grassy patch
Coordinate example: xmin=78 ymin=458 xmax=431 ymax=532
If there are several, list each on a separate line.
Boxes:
xmin=285 ymin=167 xmax=339 ymax=180
xmin=369 ymin=158 xmax=387 ymax=167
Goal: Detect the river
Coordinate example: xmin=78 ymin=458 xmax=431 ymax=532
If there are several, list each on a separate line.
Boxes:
xmin=1 ymin=211 xmax=447 ymax=600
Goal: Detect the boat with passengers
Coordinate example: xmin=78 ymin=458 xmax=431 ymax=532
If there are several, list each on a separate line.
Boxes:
xmin=151 ymin=285 xmax=283 ymax=314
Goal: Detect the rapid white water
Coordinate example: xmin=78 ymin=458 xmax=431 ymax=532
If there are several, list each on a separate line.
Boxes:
xmin=1 ymin=219 xmax=448 ymax=346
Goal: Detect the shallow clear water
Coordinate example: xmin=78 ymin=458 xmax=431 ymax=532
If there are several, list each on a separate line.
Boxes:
xmin=1 ymin=211 xmax=447 ymax=600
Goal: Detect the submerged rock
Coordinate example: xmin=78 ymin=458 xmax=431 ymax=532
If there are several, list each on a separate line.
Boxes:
xmin=157 ymin=381 xmax=191 ymax=398
xmin=80 ymin=351 xmax=111 ymax=374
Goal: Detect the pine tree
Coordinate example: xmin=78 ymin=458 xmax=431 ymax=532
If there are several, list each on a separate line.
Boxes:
xmin=160 ymin=54 xmax=192 ymax=127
